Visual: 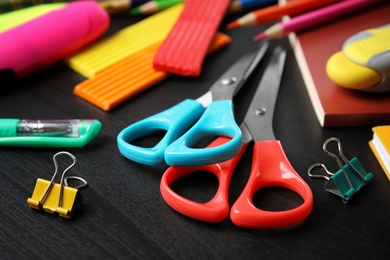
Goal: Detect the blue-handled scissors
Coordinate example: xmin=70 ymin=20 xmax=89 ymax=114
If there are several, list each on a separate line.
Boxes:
xmin=117 ymin=41 xmax=269 ymax=166
xmin=160 ymin=47 xmax=313 ymax=229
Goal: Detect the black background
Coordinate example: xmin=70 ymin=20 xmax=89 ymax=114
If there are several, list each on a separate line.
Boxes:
xmin=1 ymin=8 xmax=390 ymax=260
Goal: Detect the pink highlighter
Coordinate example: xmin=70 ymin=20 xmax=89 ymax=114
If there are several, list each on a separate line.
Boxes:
xmin=0 ymin=1 xmax=110 ymax=90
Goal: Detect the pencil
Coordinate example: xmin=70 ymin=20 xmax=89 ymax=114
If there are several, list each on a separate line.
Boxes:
xmin=0 ymin=0 xmax=144 ymax=14
xmin=254 ymin=0 xmax=384 ymax=41
xmin=228 ymin=0 xmax=276 ymax=14
xmin=226 ymin=0 xmax=339 ymax=29
xmin=0 ymin=0 xmax=67 ymax=14
xmin=100 ymin=0 xmax=149 ymax=14
xmin=130 ymin=0 xmax=183 ymax=15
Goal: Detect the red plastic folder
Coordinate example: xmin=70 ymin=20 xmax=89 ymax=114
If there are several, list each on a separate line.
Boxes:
xmin=153 ymin=0 xmax=230 ymax=76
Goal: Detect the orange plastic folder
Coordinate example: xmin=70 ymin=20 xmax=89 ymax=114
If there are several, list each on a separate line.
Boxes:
xmin=153 ymin=0 xmax=230 ymax=76
xmin=73 ymin=33 xmax=231 ymax=111
xmin=65 ymin=3 xmax=184 ymax=78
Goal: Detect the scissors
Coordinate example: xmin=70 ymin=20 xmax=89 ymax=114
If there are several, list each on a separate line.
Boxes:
xmin=160 ymin=47 xmax=314 ymax=229
xmin=117 ymin=41 xmax=269 ymax=166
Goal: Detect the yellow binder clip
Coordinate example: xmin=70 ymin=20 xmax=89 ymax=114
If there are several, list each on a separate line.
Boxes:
xmin=27 ymin=151 xmax=88 ymax=219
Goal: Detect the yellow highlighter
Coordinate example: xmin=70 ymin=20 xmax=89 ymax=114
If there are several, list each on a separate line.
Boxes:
xmin=326 ymin=24 xmax=390 ymax=93
xmin=0 ymin=3 xmax=65 ymax=33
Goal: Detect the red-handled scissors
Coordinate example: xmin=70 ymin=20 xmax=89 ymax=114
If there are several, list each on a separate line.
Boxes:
xmin=160 ymin=47 xmax=313 ymax=229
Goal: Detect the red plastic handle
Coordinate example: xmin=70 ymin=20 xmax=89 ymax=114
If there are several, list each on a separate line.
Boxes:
xmin=230 ymin=140 xmax=313 ymax=229
xmin=160 ymin=137 xmax=246 ymax=223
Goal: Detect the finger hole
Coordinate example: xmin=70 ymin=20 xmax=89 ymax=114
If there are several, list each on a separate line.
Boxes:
xmin=170 ymin=171 xmax=219 ymax=203
xmin=252 ymin=187 xmax=304 ymax=211
xmin=126 ymin=130 xmax=166 ymax=148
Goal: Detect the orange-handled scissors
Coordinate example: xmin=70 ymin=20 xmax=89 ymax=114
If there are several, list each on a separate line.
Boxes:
xmin=160 ymin=47 xmax=313 ymax=229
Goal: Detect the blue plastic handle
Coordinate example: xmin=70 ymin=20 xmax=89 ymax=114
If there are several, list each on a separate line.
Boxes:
xmin=165 ymin=100 xmax=243 ymax=166
xmin=117 ymin=99 xmax=204 ymax=166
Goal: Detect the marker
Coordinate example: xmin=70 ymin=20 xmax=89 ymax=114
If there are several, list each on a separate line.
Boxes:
xmin=0 ymin=1 xmax=110 ymax=92
xmin=254 ymin=0 xmax=384 ymax=41
xmin=0 ymin=119 xmax=102 ymax=147
xmin=227 ymin=0 xmax=339 ymax=29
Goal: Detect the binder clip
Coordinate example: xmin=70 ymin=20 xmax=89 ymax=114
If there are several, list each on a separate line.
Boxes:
xmin=308 ymin=137 xmax=373 ymax=203
xmin=27 ymin=151 xmax=88 ymax=218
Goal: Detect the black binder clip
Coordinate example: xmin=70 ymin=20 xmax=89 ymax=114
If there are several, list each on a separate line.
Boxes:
xmin=308 ymin=137 xmax=373 ymax=203
xmin=27 ymin=151 xmax=88 ymax=218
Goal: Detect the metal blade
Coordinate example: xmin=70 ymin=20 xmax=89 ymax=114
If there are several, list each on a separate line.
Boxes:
xmin=209 ymin=41 xmax=269 ymax=101
xmin=241 ymin=46 xmax=287 ymax=142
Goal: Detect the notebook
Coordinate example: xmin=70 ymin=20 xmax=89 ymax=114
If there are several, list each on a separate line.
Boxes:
xmin=369 ymin=126 xmax=390 ymax=181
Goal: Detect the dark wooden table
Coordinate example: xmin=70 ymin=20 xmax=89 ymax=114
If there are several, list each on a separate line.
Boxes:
xmin=1 ymin=11 xmax=390 ymax=260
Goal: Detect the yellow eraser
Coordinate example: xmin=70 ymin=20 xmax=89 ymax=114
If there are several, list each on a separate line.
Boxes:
xmin=326 ymin=52 xmax=382 ymax=90
xmin=327 ymin=24 xmax=390 ymax=92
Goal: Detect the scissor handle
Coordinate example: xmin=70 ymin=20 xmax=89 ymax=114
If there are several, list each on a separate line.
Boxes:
xmin=160 ymin=137 xmax=246 ymax=223
xmin=230 ymin=140 xmax=313 ymax=229
xmin=117 ymin=99 xmax=204 ymax=166
xmin=165 ymin=100 xmax=243 ymax=166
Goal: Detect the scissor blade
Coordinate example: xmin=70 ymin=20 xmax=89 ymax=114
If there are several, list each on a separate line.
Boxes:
xmin=209 ymin=41 xmax=269 ymax=101
xmin=242 ymin=46 xmax=287 ymax=142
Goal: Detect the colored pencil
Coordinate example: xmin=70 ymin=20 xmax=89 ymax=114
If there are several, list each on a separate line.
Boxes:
xmin=227 ymin=0 xmax=339 ymax=29
xmin=130 ymin=0 xmax=183 ymax=15
xmin=228 ymin=0 xmax=276 ymax=14
xmin=99 ymin=0 xmax=149 ymax=14
xmin=254 ymin=0 xmax=384 ymax=41
xmin=0 ymin=0 xmax=67 ymax=13
xmin=0 ymin=0 xmax=148 ymax=14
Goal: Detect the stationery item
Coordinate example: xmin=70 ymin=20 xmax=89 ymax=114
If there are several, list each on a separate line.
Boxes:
xmin=228 ymin=0 xmax=276 ymax=14
xmin=118 ymin=42 xmax=269 ymax=166
xmin=0 ymin=119 xmax=101 ymax=147
xmin=254 ymin=0 xmax=383 ymax=40
xmin=130 ymin=0 xmax=183 ymax=15
xmin=27 ymin=151 xmax=88 ymax=219
xmin=226 ymin=0 xmax=338 ymax=29
xmin=326 ymin=24 xmax=390 ymax=93
xmin=0 ymin=3 xmax=65 ymax=33
xmin=101 ymin=0 xmax=149 ymax=14
xmin=369 ymin=126 xmax=390 ymax=181
xmin=160 ymin=47 xmax=313 ymax=229
xmin=0 ymin=0 xmax=64 ymax=13
xmin=65 ymin=3 xmax=183 ymax=78
xmin=0 ymin=0 xmax=136 ymax=14
xmin=308 ymin=137 xmax=373 ymax=203
xmin=74 ymin=33 xmax=231 ymax=111
xmin=0 ymin=1 xmax=109 ymax=92
xmin=152 ymin=0 xmax=230 ymax=76
xmin=287 ymin=1 xmax=390 ymax=127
